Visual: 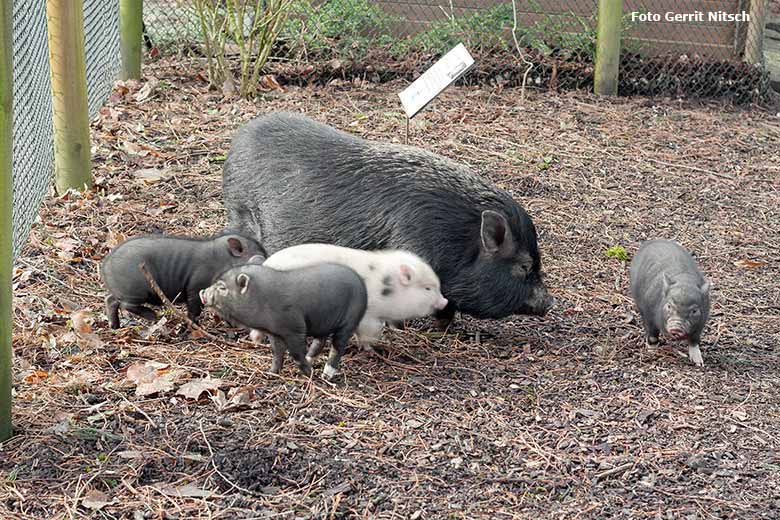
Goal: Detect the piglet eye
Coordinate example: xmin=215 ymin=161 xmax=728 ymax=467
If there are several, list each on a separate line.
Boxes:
xmin=691 ymin=308 xmax=700 ymax=316
xmin=425 ymin=286 xmax=431 ymax=292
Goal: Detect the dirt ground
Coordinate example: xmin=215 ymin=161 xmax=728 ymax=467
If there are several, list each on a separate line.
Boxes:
xmin=1 ymin=58 xmax=779 ymax=519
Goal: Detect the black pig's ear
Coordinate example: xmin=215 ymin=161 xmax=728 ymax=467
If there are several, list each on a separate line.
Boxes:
xmin=480 ymin=210 xmax=513 ymax=256
xmin=227 ymin=237 xmax=245 ymax=257
xmin=236 ymin=273 xmax=250 ymax=294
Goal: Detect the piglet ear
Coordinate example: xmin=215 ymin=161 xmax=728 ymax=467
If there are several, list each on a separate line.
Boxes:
xmin=399 ymin=264 xmax=414 ymax=286
xmin=227 ymin=237 xmax=245 ymax=257
xmin=480 ymin=210 xmax=512 ymax=255
xmin=236 ymin=273 xmax=250 ymax=294
xmin=700 ymin=281 xmax=711 ymax=295
xmin=662 ymin=273 xmax=675 ymax=292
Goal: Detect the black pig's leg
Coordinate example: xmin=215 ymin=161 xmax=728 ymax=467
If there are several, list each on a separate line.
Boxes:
xmin=269 ymin=335 xmax=286 ymax=374
xmin=433 ymin=301 xmax=456 ymax=330
xmin=687 ymin=331 xmax=704 ymax=367
xmin=105 ymin=295 xmax=121 ymax=329
xmin=121 ymin=303 xmax=158 ymax=322
xmin=306 ymin=338 xmax=327 ymax=363
xmin=185 ymin=291 xmax=203 ymax=323
xmin=643 ymin=321 xmax=660 ymax=347
xmin=282 ymin=332 xmax=312 ymax=377
xmin=323 ymin=329 xmax=352 ymax=381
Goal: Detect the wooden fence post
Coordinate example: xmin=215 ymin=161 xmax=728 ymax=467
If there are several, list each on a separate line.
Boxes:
xmin=120 ymin=0 xmax=143 ymax=79
xmin=594 ymin=0 xmax=624 ymax=96
xmin=0 ymin=0 xmax=14 ymax=442
xmin=745 ymin=0 xmax=768 ymax=65
xmin=46 ymin=0 xmax=93 ymax=194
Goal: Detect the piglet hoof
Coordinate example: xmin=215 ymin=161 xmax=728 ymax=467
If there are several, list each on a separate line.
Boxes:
xmin=433 ymin=317 xmax=452 ymax=331
xmin=322 ymin=364 xmax=339 ymax=381
xmin=298 ymin=363 xmax=313 ymax=378
xmin=268 ymin=362 xmax=282 ymax=375
xmin=645 ymin=336 xmax=659 ymax=348
xmin=688 ymin=345 xmax=704 ymax=367
xmin=305 ymin=355 xmax=315 ymax=364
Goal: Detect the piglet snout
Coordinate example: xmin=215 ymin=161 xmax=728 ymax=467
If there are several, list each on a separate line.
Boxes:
xmin=435 ymin=297 xmax=448 ymax=310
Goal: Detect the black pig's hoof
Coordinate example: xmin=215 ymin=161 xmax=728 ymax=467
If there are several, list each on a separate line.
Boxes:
xmin=433 ymin=317 xmax=453 ymax=331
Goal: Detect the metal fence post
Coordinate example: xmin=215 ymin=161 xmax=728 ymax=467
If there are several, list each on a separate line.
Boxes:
xmin=745 ymin=0 xmax=768 ymax=65
xmin=594 ymin=0 xmax=624 ymax=96
xmin=46 ymin=0 xmax=93 ymax=194
xmin=0 ymin=0 xmax=14 ymax=442
xmin=120 ymin=0 xmax=143 ymax=79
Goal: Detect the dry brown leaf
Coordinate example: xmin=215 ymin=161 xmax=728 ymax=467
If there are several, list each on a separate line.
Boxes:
xmin=135 ymin=78 xmax=158 ymax=102
xmin=126 ymin=361 xmax=179 ymax=396
xmin=71 ymin=309 xmax=93 ymax=334
xmin=734 ymin=259 xmax=767 ymax=269
xmin=54 ymin=237 xmax=80 ymax=253
xmin=211 ymin=389 xmax=228 ymax=410
xmin=134 ymin=168 xmax=167 ymax=184
xmin=177 ymin=378 xmax=225 ymax=400
xmin=222 ymin=386 xmax=255 ymax=410
xmin=136 ymin=372 xmax=178 ymax=397
xmin=81 ymin=490 xmax=114 ymax=511
xmin=126 ymin=360 xmax=170 ymax=383
xmin=189 ymin=328 xmax=206 ymax=339
xmin=24 ymin=369 xmax=49 ymax=384
xmin=260 ymin=74 xmax=283 ymax=92
xmin=106 ymin=231 xmax=126 ymax=248
xmin=122 ymin=140 xmax=146 ymax=156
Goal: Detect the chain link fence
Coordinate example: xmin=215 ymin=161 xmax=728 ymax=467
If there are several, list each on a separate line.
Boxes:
xmin=143 ymin=0 xmax=771 ymax=101
xmin=11 ymin=0 xmax=53 ymax=260
xmin=11 ymin=0 xmax=120 ymax=259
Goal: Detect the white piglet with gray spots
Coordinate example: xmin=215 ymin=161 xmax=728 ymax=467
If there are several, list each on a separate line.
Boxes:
xmin=263 ymin=243 xmax=447 ymax=376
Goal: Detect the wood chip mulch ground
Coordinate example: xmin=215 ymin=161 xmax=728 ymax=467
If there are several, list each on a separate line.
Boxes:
xmin=1 ymin=58 xmax=779 ymax=519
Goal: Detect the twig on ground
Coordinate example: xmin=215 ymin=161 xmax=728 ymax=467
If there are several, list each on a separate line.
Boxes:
xmin=137 ymin=261 xmax=249 ymax=349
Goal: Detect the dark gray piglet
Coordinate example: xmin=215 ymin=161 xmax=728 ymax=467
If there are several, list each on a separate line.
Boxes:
xmin=629 ymin=239 xmax=711 ymax=366
xmin=222 ymin=112 xmax=554 ymax=328
xmin=101 ymin=230 xmax=266 ymax=328
xmin=199 ymin=263 xmax=367 ymax=380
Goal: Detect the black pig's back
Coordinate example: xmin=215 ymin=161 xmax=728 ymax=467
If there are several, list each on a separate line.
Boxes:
xmin=222 ymin=112 xmax=538 ymax=284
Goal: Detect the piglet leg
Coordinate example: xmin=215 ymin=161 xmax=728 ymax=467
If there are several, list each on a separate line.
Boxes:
xmin=269 ymin=335 xmax=286 ymax=374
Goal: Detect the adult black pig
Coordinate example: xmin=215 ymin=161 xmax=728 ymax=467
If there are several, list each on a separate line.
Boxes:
xmin=222 ymin=112 xmax=554 ymax=325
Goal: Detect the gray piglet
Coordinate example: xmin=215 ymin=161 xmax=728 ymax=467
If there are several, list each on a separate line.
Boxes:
xmin=629 ymin=239 xmax=711 ymax=366
xmin=199 ymin=263 xmax=367 ymax=380
xmin=101 ymin=231 xmax=265 ymax=328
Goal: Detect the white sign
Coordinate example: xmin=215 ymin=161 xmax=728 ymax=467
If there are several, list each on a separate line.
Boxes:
xmin=398 ymin=43 xmax=475 ymax=119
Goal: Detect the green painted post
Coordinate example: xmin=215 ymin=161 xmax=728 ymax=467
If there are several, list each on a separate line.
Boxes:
xmin=120 ymin=0 xmax=143 ymax=80
xmin=594 ymin=0 xmax=624 ymax=96
xmin=46 ymin=0 xmax=93 ymax=194
xmin=0 ymin=0 xmax=14 ymax=442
